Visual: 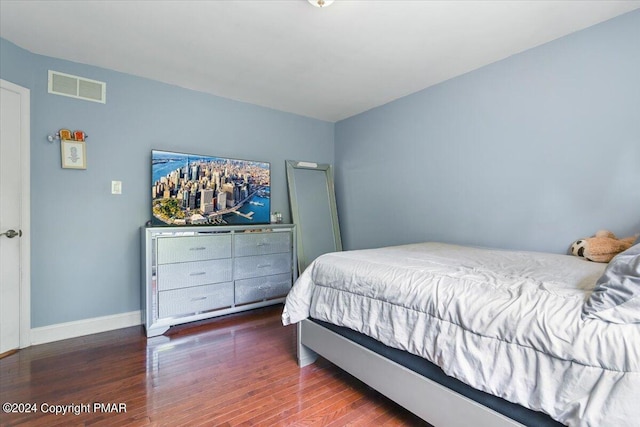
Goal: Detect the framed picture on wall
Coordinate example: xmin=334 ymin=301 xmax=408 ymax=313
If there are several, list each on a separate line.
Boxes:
xmin=61 ymin=140 xmax=86 ymax=169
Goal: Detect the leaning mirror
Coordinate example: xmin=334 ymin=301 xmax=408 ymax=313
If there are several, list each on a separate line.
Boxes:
xmin=286 ymin=160 xmax=342 ymax=274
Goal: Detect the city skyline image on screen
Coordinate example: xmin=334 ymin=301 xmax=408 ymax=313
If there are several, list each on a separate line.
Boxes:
xmin=151 ymin=149 xmax=270 ymax=226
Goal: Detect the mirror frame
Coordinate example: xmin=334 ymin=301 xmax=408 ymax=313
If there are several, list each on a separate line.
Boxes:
xmin=286 ymin=160 xmax=342 ymax=274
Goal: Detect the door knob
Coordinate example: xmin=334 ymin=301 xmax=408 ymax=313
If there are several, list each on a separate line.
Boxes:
xmin=1 ymin=229 xmax=22 ymax=238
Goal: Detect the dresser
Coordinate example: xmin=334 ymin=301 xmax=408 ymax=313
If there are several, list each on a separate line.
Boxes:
xmin=142 ymin=224 xmax=296 ymax=337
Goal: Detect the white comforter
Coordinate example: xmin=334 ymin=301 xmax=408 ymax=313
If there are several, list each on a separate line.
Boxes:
xmin=282 ymin=243 xmax=640 ymax=427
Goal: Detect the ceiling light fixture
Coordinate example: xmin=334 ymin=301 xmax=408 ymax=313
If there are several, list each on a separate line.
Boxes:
xmin=308 ymin=0 xmax=334 ymax=7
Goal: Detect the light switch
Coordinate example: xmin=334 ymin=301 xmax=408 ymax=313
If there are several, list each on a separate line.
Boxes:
xmin=111 ymin=181 xmax=122 ymax=195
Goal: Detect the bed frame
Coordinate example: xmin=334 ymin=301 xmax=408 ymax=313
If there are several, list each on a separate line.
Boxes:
xmin=297 ymin=319 xmax=524 ymax=427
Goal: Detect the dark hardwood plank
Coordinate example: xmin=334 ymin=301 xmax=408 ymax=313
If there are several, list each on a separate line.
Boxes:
xmin=0 ymin=305 xmax=431 ymax=426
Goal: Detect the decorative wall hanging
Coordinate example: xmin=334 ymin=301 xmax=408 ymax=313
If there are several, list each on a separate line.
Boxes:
xmin=53 ymin=128 xmax=88 ymax=169
xmin=47 ymin=129 xmax=88 ymax=142
xmin=61 ymin=139 xmax=86 ymax=169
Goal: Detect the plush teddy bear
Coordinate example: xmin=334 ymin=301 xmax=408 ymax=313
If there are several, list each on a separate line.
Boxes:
xmin=570 ymin=230 xmax=637 ymax=263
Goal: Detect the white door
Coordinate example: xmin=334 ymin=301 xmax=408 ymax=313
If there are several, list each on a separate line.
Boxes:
xmin=0 ymin=79 xmax=30 ymax=354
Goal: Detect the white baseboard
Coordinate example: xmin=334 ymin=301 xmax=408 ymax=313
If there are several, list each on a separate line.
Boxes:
xmin=30 ymin=310 xmax=142 ymax=346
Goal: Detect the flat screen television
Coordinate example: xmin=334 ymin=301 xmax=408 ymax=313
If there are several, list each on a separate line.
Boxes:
xmin=151 ymin=149 xmax=270 ymax=226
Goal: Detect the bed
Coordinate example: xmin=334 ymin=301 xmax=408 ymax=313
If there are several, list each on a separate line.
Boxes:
xmin=282 ymin=242 xmax=640 ymax=427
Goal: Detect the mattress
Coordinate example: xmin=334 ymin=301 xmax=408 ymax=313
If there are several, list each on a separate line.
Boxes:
xmin=282 ymin=242 xmax=640 ymax=427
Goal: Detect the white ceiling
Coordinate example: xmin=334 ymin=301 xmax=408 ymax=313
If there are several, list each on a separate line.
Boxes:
xmin=1 ymin=1 xmax=638 ymax=122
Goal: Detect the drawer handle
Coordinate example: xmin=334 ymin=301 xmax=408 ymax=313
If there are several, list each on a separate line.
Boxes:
xmin=191 ymin=296 xmax=207 ymax=301
xmin=189 ymin=272 xmax=206 ymax=276
xmin=257 ymin=264 xmax=271 ymax=269
xmin=256 ymin=242 xmax=270 ymax=247
xmin=189 ymin=247 xmax=206 ymax=251
xmin=258 ymin=285 xmax=272 ymax=290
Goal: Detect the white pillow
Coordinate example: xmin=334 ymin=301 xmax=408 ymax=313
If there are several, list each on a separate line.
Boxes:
xmin=582 ymin=243 xmax=640 ymax=323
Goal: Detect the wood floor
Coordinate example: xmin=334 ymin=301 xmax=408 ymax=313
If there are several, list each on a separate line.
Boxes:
xmin=0 ymin=305 xmax=431 ymax=426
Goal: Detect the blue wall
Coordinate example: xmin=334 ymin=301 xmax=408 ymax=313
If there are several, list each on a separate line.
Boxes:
xmin=335 ymin=10 xmax=640 ymax=253
xmin=1 ymin=38 xmax=334 ymax=328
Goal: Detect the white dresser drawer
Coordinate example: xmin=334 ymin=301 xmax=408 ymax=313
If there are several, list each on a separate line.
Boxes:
xmin=157 ymin=234 xmax=231 ymax=264
xmin=158 ymin=282 xmax=234 ymax=318
xmin=235 ymin=273 xmax=292 ymax=305
xmin=234 ymin=253 xmax=292 ymax=280
xmin=157 ymin=259 xmax=232 ymax=291
xmin=234 ymin=232 xmax=291 ymax=257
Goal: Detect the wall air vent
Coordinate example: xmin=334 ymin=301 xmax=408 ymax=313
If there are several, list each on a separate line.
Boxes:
xmin=48 ymin=70 xmax=106 ymax=104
